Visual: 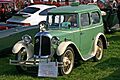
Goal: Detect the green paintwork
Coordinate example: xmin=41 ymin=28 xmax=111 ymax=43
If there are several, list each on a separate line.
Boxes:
xmin=49 ymin=5 xmax=100 ymax=14
xmin=0 ymin=28 xmax=38 ymax=53
xmin=47 ymin=4 xmax=104 ymax=59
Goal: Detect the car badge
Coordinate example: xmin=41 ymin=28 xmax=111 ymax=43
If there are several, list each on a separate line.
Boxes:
xmin=36 ymin=39 xmax=39 ymax=43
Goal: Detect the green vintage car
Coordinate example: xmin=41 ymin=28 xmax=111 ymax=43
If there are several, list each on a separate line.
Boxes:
xmin=10 ymin=3 xmax=108 ymax=76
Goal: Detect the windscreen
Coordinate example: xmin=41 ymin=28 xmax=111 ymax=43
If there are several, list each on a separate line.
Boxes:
xmin=20 ymin=7 xmax=40 ymax=14
xmin=47 ymin=14 xmax=78 ymax=29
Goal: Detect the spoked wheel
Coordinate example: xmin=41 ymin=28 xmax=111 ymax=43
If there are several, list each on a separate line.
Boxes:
xmin=58 ymin=47 xmax=74 ymax=75
xmin=93 ymin=38 xmax=103 ymax=61
xmin=15 ymin=48 xmax=27 ymax=72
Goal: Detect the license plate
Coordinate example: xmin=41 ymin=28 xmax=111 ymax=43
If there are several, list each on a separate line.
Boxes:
xmin=38 ymin=62 xmax=58 ymax=77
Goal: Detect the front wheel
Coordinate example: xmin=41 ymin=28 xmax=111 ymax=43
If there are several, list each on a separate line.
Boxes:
xmin=58 ymin=47 xmax=74 ymax=75
xmin=93 ymin=38 xmax=103 ymax=61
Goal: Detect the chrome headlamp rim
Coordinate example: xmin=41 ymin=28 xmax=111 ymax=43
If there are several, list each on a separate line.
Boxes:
xmin=22 ymin=34 xmax=32 ymax=44
xmin=51 ymin=36 xmax=60 ymax=45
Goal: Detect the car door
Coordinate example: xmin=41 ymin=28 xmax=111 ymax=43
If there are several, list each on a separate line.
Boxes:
xmin=80 ymin=11 xmax=101 ymax=58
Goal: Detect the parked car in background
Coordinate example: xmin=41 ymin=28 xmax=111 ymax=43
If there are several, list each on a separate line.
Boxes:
xmin=6 ymin=4 xmax=56 ymax=26
xmin=10 ymin=3 xmax=108 ymax=76
xmin=0 ymin=24 xmax=38 ymax=53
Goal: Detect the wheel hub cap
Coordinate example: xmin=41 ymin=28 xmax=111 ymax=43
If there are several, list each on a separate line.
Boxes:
xmin=63 ymin=57 xmax=71 ymax=66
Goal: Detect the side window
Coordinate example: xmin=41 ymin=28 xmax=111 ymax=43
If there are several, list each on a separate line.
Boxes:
xmin=80 ymin=13 xmax=90 ymax=27
xmin=39 ymin=7 xmax=55 ymax=15
xmin=91 ymin=12 xmax=100 ymax=24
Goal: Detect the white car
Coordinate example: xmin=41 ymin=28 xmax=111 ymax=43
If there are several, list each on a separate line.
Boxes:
xmin=6 ymin=5 xmax=56 ymax=26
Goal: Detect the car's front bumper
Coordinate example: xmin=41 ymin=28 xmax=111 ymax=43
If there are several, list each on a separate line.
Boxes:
xmin=9 ymin=56 xmax=63 ymax=67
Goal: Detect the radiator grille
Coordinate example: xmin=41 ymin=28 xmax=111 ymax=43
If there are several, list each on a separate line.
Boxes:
xmin=34 ymin=36 xmax=40 ymax=55
xmin=41 ymin=36 xmax=51 ymax=56
xmin=34 ymin=36 xmax=51 ymax=56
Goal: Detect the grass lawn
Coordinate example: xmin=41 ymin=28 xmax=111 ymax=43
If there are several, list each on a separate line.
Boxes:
xmin=0 ymin=31 xmax=120 ymax=80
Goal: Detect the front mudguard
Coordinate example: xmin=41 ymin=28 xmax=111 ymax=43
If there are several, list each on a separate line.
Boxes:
xmin=57 ymin=41 xmax=76 ymax=56
xmin=12 ymin=40 xmax=34 ymax=60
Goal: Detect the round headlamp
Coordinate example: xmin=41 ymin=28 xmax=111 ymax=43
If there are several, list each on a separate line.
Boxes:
xmin=51 ymin=36 xmax=59 ymax=45
xmin=22 ymin=34 xmax=32 ymax=44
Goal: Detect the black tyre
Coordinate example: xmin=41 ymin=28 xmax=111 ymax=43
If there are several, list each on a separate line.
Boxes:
xmin=93 ymin=38 xmax=103 ymax=61
xmin=58 ymin=47 xmax=74 ymax=75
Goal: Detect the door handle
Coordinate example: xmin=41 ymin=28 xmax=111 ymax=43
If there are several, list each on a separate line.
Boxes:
xmin=80 ymin=32 xmax=83 ymax=35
